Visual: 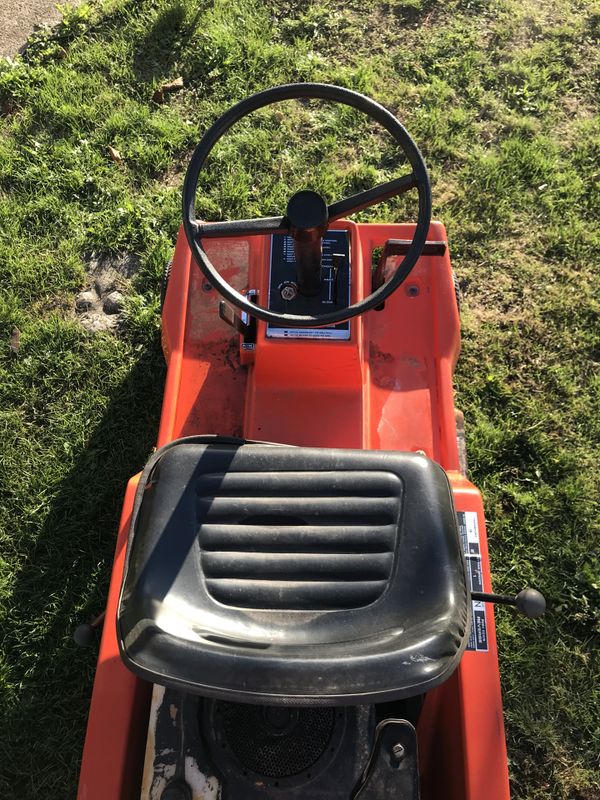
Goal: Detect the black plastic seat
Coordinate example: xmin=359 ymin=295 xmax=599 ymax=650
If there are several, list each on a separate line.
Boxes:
xmin=117 ymin=438 xmax=470 ymax=705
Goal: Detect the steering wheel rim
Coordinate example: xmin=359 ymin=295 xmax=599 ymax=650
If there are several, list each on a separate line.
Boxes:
xmin=182 ymin=83 xmax=431 ymax=327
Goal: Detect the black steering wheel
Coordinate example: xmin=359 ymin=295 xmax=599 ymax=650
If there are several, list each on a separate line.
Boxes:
xmin=182 ymin=83 xmax=431 ymax=327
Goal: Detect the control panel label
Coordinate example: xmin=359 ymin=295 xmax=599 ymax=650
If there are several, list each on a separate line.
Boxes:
xmin=457 ymin=510 xmax=489 ymax=652
xmin=266 ymin=230 xmax=351 ymax=340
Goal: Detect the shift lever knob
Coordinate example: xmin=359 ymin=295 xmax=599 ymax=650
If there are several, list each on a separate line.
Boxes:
xmin=471 ymin=588 xmax=547 ymax=618
xmin=515 ymin=588 xmax=546 ymax=618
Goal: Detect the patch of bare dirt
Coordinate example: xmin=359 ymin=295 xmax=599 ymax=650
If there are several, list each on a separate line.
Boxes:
xmin=75 ymin=253 xmax=139 ymax=333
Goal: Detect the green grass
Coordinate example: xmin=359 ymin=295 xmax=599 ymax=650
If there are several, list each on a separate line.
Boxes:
xmin=0 ymin=0 xmax=598 ymax=797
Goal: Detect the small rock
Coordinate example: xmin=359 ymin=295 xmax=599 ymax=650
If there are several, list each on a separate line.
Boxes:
xmin=75 ymin=291 xmax=96 ymax=312
xmin=9 ymin=326 xmax=20 ymax=356
xmin=103 ymin=291 xmax=124 ymax=315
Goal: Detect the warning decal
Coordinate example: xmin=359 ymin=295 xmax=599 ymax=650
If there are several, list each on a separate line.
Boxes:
xmin=457 ymin=510 xmax=489 ymax=652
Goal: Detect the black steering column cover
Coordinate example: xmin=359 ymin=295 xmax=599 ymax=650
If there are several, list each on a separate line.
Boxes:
xmin=117 ymin=440 xmax=470 ymax=705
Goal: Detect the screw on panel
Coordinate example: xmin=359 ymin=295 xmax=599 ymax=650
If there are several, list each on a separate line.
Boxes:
xmin=392 ymin=743 xmax=405 ymax=760
xmin=406 ymin=284 xmax=419 ymax=297
xmin=202 ymin=281 xmax=214 ymax=292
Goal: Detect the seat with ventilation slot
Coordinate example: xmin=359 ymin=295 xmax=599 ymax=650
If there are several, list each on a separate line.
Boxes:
xmin=117 ymin=438 xmax=470 ymax=704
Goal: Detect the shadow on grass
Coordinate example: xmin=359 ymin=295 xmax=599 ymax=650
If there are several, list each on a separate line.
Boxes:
xmin=380 ymin=0 xmax=440 ymax=22
xmin=132 ymin=1 xmax=208 ymax=85
xmin=0 ymin=338 xmax=165 ymax=798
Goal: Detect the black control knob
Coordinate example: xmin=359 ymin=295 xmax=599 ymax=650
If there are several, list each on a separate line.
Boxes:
xmin=515 ymin=588 xmax=546 ymax=618
xmin=161 ymin=780 xmax=192 ymax=800
xmin=471 ymin=588 xmax=547 ymax=618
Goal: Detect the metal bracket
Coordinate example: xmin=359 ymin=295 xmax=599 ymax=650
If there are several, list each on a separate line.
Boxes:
xmin=351 ymin=719 xmax=420 ymax=800
xmin=372 ymin=238 xmax=447 ymax=296
xmin=219 ymin=301 xmax=250 ymax=334
xmin=219 ymin=289 xmax=258 ymax=350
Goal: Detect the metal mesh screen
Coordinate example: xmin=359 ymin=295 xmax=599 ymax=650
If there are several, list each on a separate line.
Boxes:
xmin=215 ymin=701 xmax=335 ymax=778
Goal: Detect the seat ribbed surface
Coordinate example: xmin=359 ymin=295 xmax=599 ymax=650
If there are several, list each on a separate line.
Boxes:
xmin=118 ymin=439 xmax=470 ymax=705
xmin=197 ymin=470 xmax=400 ymax=610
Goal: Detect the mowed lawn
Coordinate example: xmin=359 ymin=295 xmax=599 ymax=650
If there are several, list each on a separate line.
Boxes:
xmin=0 ymin=0 xmax=598 ymax=797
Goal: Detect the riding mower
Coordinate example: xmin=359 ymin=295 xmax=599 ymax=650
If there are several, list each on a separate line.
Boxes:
xmin=76 ymin=84 xmax=546 ymax=800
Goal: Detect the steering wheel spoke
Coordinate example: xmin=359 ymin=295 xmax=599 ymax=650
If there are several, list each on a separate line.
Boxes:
xmin=195 ymin=216 xmax=288 ymax=238
xmin=328 ymin=173 xmax=417 ymax=222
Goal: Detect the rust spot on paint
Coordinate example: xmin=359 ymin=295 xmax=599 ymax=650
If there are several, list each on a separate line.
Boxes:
xmin=369 ymin=343 xmax=422 ymax=390
xmin=369 ymin=343 xmax=398 ymax=389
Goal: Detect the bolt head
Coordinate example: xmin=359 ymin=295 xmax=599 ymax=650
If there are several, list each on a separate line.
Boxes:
xmin=392 ymin=742 xmax=405 ymax=760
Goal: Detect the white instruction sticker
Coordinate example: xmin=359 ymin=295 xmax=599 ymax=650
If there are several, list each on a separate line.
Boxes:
xmin=457 ymin=510 xmax=489 ymax=652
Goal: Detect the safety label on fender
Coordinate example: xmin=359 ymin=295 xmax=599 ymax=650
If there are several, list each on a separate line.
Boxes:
xmin=457 ymin=510 xmax=489 ymax=652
